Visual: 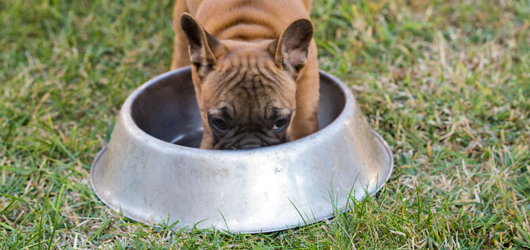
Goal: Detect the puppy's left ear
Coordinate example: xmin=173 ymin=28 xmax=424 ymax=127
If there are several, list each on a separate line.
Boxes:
xmin=181 ymin=13 xmax=226 ymax=78
xmin=269 ymin=19 xmax=314 ymax=78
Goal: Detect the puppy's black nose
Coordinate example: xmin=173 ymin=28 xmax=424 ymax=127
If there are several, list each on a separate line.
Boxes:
xmin=241 ymin=144 xmax=261 ymax=149
xmin=239 ymin=134 xmax=262 ymax=149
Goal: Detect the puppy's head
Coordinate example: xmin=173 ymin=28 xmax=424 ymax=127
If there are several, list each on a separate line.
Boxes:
xmin=180 ymin=14 xmax=314 ymax=149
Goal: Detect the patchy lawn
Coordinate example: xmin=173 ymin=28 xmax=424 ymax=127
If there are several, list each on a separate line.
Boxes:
xmin=1 ymin=0 xmax=529 ymax=248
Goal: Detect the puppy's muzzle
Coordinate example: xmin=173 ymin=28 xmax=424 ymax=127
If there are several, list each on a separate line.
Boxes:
xmin=239 ymin=134 xmax=262 ymax=149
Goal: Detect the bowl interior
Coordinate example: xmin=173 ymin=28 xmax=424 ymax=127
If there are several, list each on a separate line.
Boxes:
xmin=131 ymin=69 xmax=346 ymax=148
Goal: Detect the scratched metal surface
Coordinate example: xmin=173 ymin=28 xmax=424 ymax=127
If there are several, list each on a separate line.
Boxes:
xmin=90 ymin=67 xmax=394 ymax=233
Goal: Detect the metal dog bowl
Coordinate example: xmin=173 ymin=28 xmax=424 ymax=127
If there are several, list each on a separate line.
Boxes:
xmin=90 ymin=66 xmax=393 ymax=233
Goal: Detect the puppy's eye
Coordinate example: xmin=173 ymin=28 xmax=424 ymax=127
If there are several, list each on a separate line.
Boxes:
xmin=273 ymin=118 xmax=289 ymax=131
xmin=211 ymin=118 xmax=228 ymax=131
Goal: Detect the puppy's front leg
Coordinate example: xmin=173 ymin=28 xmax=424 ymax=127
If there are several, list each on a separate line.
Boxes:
xmin=289 ymin=40 xmax=320 ymax=141
xmin=170 ymin=0 xmax=191 ymax=70
xmin=172 ymin=2 xmax=213 ymax=149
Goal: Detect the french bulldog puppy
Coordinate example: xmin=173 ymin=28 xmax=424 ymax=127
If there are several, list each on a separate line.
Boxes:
xmin=171 ymin=0 xmax=319 ymax=149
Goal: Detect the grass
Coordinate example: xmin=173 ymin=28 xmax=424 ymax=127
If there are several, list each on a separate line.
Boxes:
xmin=1 ymin=0 xmax=530 ymax=248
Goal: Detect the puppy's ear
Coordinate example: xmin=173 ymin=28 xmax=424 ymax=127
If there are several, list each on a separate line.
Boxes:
xmin=269 ymin=19 xmax=314 ymax=78
xmin=180 ymin=13 xmax=225 ymax=78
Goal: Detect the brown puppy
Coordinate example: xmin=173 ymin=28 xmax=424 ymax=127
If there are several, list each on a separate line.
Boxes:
xmin=171 ymin=0 xmax=319 ymax=149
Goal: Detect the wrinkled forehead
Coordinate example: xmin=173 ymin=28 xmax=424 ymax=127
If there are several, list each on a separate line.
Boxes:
xmin=203 ymin=55 xmax=296 ymax=118
xmin=208 ymin=55 xmax=293 ymax=90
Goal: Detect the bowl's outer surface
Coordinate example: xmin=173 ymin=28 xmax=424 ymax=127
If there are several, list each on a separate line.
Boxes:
xmin=90 ymin=67 xmax=394 ymax=233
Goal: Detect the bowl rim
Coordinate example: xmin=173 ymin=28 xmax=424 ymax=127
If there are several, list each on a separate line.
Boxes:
xmin=122 ymin=66 xmax=355 ymax=154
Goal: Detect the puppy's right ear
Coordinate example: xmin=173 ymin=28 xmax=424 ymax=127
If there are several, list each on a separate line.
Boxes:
xmin=180 ymin=13 xmax=225 ymax=78
xmin=268 ymin=18 xmax=314 ymax=79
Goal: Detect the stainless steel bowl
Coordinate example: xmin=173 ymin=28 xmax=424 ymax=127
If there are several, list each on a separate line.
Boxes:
xmin=90 ymin=67 xmax=393 ymax=233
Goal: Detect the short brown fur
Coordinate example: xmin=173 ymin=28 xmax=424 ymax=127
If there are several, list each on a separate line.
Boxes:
xmin=171 ymin=0 xmax=319 ymax=149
